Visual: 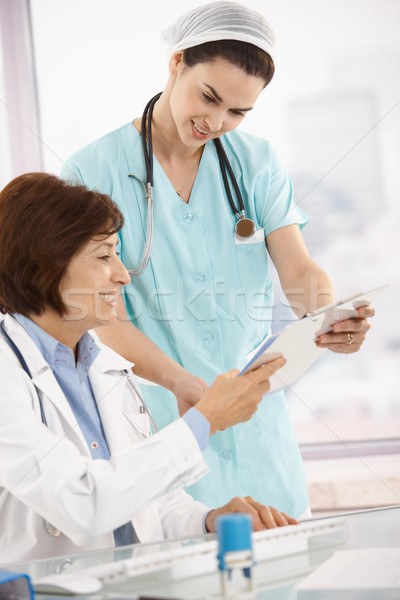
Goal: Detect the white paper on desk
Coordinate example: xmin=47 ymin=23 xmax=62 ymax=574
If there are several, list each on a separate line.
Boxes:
xmin=240 ymin=283 xmax=389 ymax=393
xmin=296 ymin=547 xmax=400 ymax=591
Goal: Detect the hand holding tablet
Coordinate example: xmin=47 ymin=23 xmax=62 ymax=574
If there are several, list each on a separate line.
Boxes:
xmin=240 ymin=284 xmax=389 ymax=393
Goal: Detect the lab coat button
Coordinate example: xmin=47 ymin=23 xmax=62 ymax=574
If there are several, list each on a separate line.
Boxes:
xmin=183 ymin=212 xmax=194 ymax=223
xmin=202 ymin=332 xmax=214 ymax=344
xmin=194 ymin=273 xmax=205 ymax=285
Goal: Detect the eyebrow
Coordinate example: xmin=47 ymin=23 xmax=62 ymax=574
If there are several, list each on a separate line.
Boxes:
xmin=203 ymin=84 xmax=254 ymax=112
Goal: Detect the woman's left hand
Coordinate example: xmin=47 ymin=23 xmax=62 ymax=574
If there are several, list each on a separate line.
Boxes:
xmin=315 ymin=305 xmax=375 ymax=354
xmin=205 ymin=496 xmax=299 ymax=533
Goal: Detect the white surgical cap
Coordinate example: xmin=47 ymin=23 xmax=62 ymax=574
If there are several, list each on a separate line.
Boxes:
xmin=161 ymin=1 xmax=275 ymax=61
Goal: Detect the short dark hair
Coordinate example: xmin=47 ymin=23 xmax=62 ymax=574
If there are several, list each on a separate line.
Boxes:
xmin=182 ymin=40 xmax=275 ymax=87
xmin=0 ymin=172 xmax=124 ymax=317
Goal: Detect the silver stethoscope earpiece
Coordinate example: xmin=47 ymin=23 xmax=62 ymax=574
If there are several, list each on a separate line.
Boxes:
xmin=127 ymin=93 xmax=257 ymax=275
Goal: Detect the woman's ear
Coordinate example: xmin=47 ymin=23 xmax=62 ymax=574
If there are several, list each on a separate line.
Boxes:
xmin=169 ymin=51 xmax=184 ymax=75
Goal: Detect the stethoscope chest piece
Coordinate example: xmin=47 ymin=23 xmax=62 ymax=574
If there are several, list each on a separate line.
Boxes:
xmin=235 ymin=215 xmax=256 ymax=240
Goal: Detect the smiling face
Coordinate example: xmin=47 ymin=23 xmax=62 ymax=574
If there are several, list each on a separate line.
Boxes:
xmin=168 ymin=54 xmax=265 ymax=148
xmin=59 ymin=233 xmax=130 ymax=332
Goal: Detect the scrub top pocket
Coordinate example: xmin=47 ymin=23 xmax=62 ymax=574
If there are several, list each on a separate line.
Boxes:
xmin=234 ymin=227 xmax=265 ymax=245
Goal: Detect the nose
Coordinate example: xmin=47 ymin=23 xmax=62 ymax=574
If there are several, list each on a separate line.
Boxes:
xmin=205 ymin=108 xmax=225 ymax=133
xmin=112 ymin=256 xmax=130 ymax=286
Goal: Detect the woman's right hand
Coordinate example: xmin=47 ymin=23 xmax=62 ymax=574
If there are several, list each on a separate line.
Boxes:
xmin=195 ymin=357 xmax=286 ymax=434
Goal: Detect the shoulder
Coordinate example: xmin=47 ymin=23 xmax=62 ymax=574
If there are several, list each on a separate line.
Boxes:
xmin=0 ymin=336 xmax=36 ymax=397
xmin=225 ymin=128 xmax=271 ymax=151
xmin=222 ymin=129 xmax=282 ymax=173
xmin=0 ymin=352 xmax=28 ymax=383
xmin=0 ymin=315 xmax=49 ymax=375
xmin=61 ymin=123 xmax=139 ymax=187
xmin=68 ymin=123 xmax=132 ymax=161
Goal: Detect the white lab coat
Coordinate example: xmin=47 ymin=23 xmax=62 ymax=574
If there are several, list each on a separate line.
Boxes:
xmin=0 ymin=315 xmax=209 ymax=564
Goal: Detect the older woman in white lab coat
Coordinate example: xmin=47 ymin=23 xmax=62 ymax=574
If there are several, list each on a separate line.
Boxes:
xmin=0 ymin=173 xmax=293 ymax=564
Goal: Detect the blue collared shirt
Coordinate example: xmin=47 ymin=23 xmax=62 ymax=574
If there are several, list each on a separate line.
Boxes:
xmin=14 ymin=314 xmax=110 ymax=459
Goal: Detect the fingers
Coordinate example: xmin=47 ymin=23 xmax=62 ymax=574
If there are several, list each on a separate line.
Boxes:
xmin=315 ymin=311 xmax=372 ymax=354
xmin=206 ymin=497 xmax=299 ymax=533
xmin=331 ymin=317 xmax=371 ymax=335
xmin=243 ymin=357 xmax=286 ymax=384
xmin=316 ymin=334 xmax=365 ymax=354
xmin=356 ymin=305 xmax=375 ymax=318
xmin=242 ymin=497 xmax=299 ymax=530
xmin=220 ymin=369 xmax=240 ymax=380
xmin=282 ymin=512 xmax=300 ymax=525
xmin=317 ymin=330 xmax=366 ymax=346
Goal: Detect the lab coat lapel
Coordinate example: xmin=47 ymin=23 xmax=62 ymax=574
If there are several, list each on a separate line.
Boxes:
xmin=89 ymin=370 xmax=128 ymax=454
xmin=3 ymin=315 xmax=85 ymax=443
xmin=31 ymin=369 xmax=85 ymax=438
xmin=89 ymin=345 xmax=135 ymax=455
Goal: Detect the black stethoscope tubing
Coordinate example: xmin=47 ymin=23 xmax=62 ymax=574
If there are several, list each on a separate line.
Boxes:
xmin=141 ymin=92 xmax=162 ymax=188
xmin=213 ymin=136 xmax=245 ymax=217
xmin=0 ymin=320 xmax=47 ymax=426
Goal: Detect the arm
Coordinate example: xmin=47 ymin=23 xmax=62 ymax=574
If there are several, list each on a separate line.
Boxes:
xmin=267 ymin=224 xmax=374 ymax=353
xmin=0 ymin=355 xmax=285 ymax=545
xmin=97 ymin=297 xmax=207 ymax=414
xmin=267 ymin=224 xmax=335 ymax=317
xmin=0 ymin=365 xmax=207 ymax=546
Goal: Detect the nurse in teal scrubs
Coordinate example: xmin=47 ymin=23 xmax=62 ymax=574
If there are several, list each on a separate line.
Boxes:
xmin=62 ymin=2 xmax=374 ymax=518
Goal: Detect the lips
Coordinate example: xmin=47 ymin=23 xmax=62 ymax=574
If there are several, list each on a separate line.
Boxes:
xmin=192 ymin=120 xmax=212 ymax=140
xmin=99 ymin=292 xmax=118 ymax=307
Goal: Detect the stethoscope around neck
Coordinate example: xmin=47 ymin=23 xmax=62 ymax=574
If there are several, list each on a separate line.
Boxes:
xmin=127 ymin=92 xmax=257 ymax=275
xmin=0 ymin=320 xmax=157 ymax=437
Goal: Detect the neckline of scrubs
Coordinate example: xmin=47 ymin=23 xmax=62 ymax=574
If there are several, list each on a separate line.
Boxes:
xmin=129 ymin=123 xmax=210 ymax=208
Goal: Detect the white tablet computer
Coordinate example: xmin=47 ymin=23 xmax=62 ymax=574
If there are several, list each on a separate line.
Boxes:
xmin=240 ymin=283 xmax=389 ymax=393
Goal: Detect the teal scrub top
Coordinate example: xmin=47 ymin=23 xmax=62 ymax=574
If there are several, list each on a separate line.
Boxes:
xmin=62 ymin=123 xmax=310 ymax=517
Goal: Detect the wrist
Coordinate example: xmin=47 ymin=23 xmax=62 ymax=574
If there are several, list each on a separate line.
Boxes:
xmin=205 ymin=509 xmax=216 ymax=533
xmin=159 ymin=362 xmax=189 ymax=393
xmin=196 ymin=402 xmax=217 ymax=435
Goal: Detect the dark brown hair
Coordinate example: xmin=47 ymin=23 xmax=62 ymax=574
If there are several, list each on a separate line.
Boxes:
xmin=183 ymin=40 xmax=275 ymax=87
xmin=0 ymin=172 xmax=124 ymax=317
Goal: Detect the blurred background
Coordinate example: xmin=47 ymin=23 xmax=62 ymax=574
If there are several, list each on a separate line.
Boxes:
xmin=1 ymin=0 xmax=399 ymax=514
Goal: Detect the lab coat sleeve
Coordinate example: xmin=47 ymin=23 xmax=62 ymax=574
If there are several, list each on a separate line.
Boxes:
xmin=0 ymin=361 xmax=209 ymax=546
xmin=157 ymin=487 xmax=209 ymax=540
